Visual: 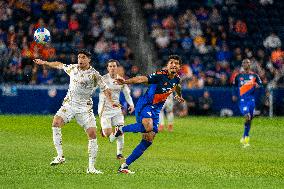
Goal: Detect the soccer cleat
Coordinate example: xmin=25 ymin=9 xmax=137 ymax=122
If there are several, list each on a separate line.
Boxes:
xmin=240 ymin=137 xmax=250 ymax=148
xmin=50 ymin=156 xmax=65 ymax=166
xmin=244 ymin=136 xmax=250 ymax=144
xmin=109 ymin=126 xmax=123 ymax=143
xmin=87 ymin=168 xmax=103 ymax=174
xmin=118 ymin=163 xmax=135 ymax=174
xmin=116 ymin=154 xmax=124 ymax=160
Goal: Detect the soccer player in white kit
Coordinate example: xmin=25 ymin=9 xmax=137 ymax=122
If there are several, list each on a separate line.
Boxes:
xmin=158 ymin=93 xmax=174 ymax=132
xmin=33 ymin=50 xmax=117 ymax=174
xmin=98 ymin=59 xmax=134 ymax=159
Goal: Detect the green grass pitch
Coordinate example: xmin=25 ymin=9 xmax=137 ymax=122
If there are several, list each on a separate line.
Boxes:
xmin=0 ymin=115 xmax=284 ymax=189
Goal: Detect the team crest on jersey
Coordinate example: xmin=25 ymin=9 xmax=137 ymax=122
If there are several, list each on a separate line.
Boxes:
xmin=164 ymin=82 xmax=168 ymax=86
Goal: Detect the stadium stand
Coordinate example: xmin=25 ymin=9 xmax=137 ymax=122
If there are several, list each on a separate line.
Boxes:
xmin=0 ymin=0 xmax=136 ymax=85
xmin=141 ymin=0 xmax=284 ymax=88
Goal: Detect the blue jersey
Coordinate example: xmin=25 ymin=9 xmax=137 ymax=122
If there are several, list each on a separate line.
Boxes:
xmin=233 ymin=71 xmax=262 ymax=100
xmin=233 ymin=71 xmax=262 ymax=116
xmin=142 ymin=70 xmax=180 ymax=110
xmin=135 ymin=70 xmax=180 ymax=133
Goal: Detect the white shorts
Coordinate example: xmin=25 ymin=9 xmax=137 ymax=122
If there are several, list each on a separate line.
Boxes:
xmin=56 ymin=101 xmax=96 ymax=131
xmin=100 ymin=112 xmax=124 ymax=130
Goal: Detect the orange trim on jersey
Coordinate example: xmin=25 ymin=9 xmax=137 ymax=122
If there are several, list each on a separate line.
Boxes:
xmin=153 ymin=86 xmax=176 ymax=104
xmin=153 ymin=93 xmax=171 ymax=104
xmin=239 ymin=78 xmax=256 ymax=96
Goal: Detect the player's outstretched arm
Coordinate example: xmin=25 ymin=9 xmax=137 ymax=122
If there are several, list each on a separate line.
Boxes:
xmin=115 ymin=76 xmax=148 ymax=85
xmin=33 ymin=59 xmax=64 ymax=69
xmin=174 ymin=84 xmax=185 ymax=103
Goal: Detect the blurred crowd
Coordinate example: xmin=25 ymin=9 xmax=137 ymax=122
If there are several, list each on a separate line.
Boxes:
xmin=0 ymin=0 xmax=137 ymax=85
xmin=143 ymin=0 xmax=284 ymax=88
xmin=1 ymin=0 xmax=284 ymax=88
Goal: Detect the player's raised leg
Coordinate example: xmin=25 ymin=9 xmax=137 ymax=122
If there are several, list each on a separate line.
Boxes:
xmin=109 ymin=116 xmax=153 ymax=142
xmin=101 ymin=115 xmax=125 ymax=159
xmin=103 ymin=127 xmax=125 ymax=159
xmin=50 ymin=115 xmax=65 ymax=166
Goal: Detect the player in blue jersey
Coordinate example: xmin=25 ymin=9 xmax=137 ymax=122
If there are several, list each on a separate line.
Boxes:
xmin=233 ymin=59 xmax=262 ymax=148
xmin=109 ymin=55 xmax=184 ymax=174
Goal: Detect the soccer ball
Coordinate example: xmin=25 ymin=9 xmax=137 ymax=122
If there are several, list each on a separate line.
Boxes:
xmin=34 ymin=27 xmax=50 ymax=44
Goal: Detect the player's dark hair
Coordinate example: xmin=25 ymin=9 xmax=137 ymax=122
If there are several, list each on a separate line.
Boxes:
xmin=106 ymin=59 xmax=120 ymax=67
xmin=77 ymin=49 xmax=91 ymax=58
xmin=168 ymin=55 xmax=182 ymax=65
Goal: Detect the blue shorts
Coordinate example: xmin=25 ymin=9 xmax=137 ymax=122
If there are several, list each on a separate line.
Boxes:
xmin=239 ymin=98 xmax=255 ymax=118
xmin=135 ymin=104 xmax=160 ymax=133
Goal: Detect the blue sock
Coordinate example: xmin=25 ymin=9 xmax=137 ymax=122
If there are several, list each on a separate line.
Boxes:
xmin=122 ymin=123 xmax=146 ymax=133
xmin=126 ymin=139 xmax=152 ymax=166
xmin=243 ymin=122 xmax=251 ymax=137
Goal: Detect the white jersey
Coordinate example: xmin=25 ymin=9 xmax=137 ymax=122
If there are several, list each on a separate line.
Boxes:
xmin=63 ymin=64 xmax=108 ymax=105
xmin=98 ymin=73 xmax=134 ymax=116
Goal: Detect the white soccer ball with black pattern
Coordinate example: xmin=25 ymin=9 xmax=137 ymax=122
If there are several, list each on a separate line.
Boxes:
xmin=34 ymin=27 xmax=50 ymax=44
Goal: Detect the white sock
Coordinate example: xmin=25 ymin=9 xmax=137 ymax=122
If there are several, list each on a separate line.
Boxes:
xmin=52 ymin=127 xmax=63 ymax=157
xmin=88 ymin=138 xmax=98 ymax=170
xmin=116 ymin=135 xmax=124 ymax=155
xmin=159 ymin=111 xmax=165 ymax=126
xmin=166 ymin=111 xmax=174 ymax=125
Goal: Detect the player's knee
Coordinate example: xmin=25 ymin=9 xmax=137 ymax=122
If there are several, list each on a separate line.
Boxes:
xmin=87 ymin=128 xmax=97 ymax=139
xmin=52 ymin=116 xmax=64 ymax=127
xmin=245 ymin=114 xmax=251 ymax=122
xmin=142 ymin=119 xmax=153 ymax=132
xmin=142 ymin=131 xmax=156 ymax=142
xmin=102 ymin=129 xmax=112 ymax=137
